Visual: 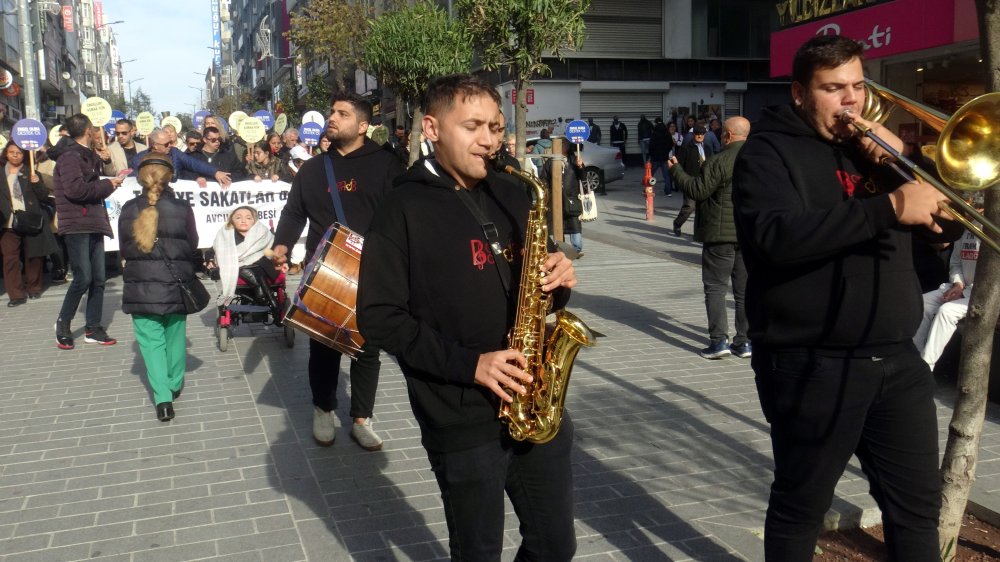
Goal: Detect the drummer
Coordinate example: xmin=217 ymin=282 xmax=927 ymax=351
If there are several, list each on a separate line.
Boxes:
xmin=271 ymin=92 xmax=405 ymax=451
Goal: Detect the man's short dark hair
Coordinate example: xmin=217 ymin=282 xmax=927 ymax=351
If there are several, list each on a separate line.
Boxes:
xmin=421 ymin=74 xmax=501 ymax=118
xmin=186 ymin=130 xmax=203 ymax=141
xmin=330 ymin=92 xmax=373 ymax=125
xmin=116 ymin=118 xmax=136 ymax=129
xmin=65 ymin=114 xmax=93 ymax=139
xmin=202 ymin=126 xmax=220 ymax=136
xmin=792 ymin=35 xmax=865 ymax=86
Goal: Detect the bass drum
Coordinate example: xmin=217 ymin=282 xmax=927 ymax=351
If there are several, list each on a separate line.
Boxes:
xmin=284 ymin=223 xmax=364 ymax=358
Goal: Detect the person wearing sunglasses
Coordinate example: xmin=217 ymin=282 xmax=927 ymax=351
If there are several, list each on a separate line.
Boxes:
xmin=182 ymin=126 xmax=245 ymax=182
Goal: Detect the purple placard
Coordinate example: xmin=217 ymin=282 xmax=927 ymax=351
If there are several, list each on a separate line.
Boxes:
xmin=300 ymin=122 xmax=323 ymax=147
xmin=11 ymin=119 xmax=47 ymax=151
xmin=193 ymin=110 xmax=210 ymax=129
xmin=254 ymin=110 xmax=274 ymax=129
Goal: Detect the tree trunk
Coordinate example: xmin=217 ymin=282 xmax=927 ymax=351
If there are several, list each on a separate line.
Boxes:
xmin=408 ymin=107 xmax=423 ymax=168
xmin=938 ymin=2 xmax=1000 ymax=557
xmin=515 ymin=76 xmax=528 ymax=160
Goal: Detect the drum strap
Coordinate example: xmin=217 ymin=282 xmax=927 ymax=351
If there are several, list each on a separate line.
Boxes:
xmin=454 ymin=186 xmax=511 ymax=297
xmin=323 ymin=153 xmax=347 ymax=226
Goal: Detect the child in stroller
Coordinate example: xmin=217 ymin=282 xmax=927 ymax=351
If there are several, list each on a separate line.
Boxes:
xmin=207 ymin=207 xmax=290 ymax=348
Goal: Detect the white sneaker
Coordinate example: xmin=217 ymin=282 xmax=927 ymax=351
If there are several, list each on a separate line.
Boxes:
xmin=312 ymin=407 xmax=337 ymax=446
xmin=351 ymin=418 xmax=384 ymax=451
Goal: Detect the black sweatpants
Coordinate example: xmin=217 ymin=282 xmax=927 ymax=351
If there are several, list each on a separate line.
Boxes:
xmin=309 ymin=339 xmax=380 ymax=419
xmin=752 ymin=345 xmax=941 ymax=561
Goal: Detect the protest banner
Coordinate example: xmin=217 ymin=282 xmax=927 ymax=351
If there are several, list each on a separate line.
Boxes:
xmin=103 ymin=178 xmax=303 ymax=252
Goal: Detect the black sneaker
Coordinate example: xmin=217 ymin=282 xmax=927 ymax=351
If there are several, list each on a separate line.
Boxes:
xmin=55 ymin=319 xmax=74 ymax=350
xmin=700 ymin=339 xmax=731 ymax=360
xmin=84 ymin=326 xmax=117 ymax=346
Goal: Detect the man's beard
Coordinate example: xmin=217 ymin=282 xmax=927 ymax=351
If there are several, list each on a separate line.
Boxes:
xmin=326 ymin=125 xmax=359 ymax=150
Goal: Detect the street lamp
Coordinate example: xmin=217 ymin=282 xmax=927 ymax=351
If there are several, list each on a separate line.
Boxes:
xmin=96 ymin=20 xmax=124 ymax=29
xmin=188 ymin=85 xmax=204 ymax=109
xmin=126 ymin=77 xmax=143 ymax=118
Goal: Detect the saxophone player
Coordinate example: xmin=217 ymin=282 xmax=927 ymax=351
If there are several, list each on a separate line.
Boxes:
xmin=358 ymin=74 xmax=578 ymax=561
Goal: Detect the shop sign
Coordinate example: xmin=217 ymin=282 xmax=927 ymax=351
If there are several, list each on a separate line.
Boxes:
xmin=62 ymin=6 xmax=74 ymax=33
xmin=770 ymin=0 xmax=968 ymax=77
xmin=776 ymin=0 xmax=892 ymax=29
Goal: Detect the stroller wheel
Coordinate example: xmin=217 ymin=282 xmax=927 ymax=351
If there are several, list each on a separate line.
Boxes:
xmin=218 ymin=326 xmax=231 ymax=352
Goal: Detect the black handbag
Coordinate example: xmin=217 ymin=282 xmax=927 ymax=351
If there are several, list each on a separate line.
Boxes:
xmin=563 ymin=192 xmax=583 ymax=217
xmin=156 ymin=241 xmax=211 ymax=315
xmin=11 ymin=210 xmax=44 ymax=236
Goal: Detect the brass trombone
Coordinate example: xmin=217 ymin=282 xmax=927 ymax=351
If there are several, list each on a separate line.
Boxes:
xmin=841 ymin=79 xmax=1000 ymax=254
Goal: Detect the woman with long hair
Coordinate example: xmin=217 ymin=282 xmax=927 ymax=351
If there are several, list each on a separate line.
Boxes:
xmin=0 ymin=141 xmax=58 ymax=306
xmin=118 ymin=153 xmax=200 ymax=421
xmin=246 ymin=140 xmax=292 ymax=183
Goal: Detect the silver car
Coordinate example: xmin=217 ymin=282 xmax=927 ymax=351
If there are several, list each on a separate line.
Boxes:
xmin=527 ymin=136 xmax=625 ymax=192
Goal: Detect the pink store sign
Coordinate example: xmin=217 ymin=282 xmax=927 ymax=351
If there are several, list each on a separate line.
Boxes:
xmin=770 ymin=0 xmax=976 ymax=77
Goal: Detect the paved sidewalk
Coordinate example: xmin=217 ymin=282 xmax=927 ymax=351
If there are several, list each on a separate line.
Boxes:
xmin=2 ymin=167 xmax=1000 ymax=561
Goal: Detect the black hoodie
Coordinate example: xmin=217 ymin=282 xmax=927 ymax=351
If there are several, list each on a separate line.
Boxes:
xmin=357 ymin=160 xmax=569 ymax=453
xmin=273 ymin=138 xmax=404 ymax=253
xmin=733 ymin=104 xmax=948 ymax=353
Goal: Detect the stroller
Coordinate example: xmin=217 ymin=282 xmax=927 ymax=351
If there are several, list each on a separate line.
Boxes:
xmin=212 ymin=263 xmax=295 ymax=352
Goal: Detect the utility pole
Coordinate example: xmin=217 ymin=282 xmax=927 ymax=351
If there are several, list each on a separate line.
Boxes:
xmin=16 ymin=0 xmax=41 ymax=119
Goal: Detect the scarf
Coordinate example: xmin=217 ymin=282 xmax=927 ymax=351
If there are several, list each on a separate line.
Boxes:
xmin=213 ymin=220 xmax=274 ymax=305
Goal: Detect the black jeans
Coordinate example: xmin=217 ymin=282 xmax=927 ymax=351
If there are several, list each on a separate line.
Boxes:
xmin=674 ymin=194 xmax=694 ymax=230
xmin=426 ymin=416 xmax=576 ymax=562
xmin=58 ymin=233 xmax=107 ymax=328
xmin=309 ymin=339 xmax=380 ymax=419
xmin=701 ymin=243 xmax=748 ymax=345
xmin=752 ymin=346 xmax=941 ymax=561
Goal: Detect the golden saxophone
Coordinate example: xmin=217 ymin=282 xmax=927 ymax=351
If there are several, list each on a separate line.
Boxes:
xmin=495 ymin=160 xmax=595 ymax=444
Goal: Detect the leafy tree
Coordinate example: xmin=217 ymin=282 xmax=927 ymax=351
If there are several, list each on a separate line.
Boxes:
xmin=285 ymin=0 xmax=377 ymax=91
xmin=104 ymin=92 xmax=128 ymax=115
xmin=130 ymin=87 xmax=155 ymax=117
xmin=275 ymin=77 xmax=301 ymax=127
xmin=303 ymin=74 xmax=332 ymax=115
xmin=364 ymin=1 xmax=472 ymax=165
xmin=457 ymin=0 xmax=589 ymax=158
xmin=176 ymin=113 xmax=195 ymax=133
xmin=207 ymin=92 xmax=255 ymax=121
xmin=938 ymin=3 xmax=1000 ymax=557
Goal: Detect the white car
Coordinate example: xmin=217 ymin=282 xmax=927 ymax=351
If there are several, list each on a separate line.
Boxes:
xmin=526 ymin=136 xmax=625 ymax=192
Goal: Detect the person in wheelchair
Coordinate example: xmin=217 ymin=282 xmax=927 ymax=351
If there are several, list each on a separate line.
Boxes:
xmin=208 ymin=206 xmax=286 ymax=323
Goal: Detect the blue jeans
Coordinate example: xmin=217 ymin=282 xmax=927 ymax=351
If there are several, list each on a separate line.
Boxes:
xmin=59 ymin=233 xmax=107 ymax=328
xmin=567 ymin=232 xmax=582 ymax=252
xmin=651 ymin=160 xmax=670 ymax=192
xmin=753 ymin=346 xmax=941 ymax=561
xmin=426 ymin=416 xmax=576 ymax=561
xmin=639 ymin=138 xmax=651 ymax=162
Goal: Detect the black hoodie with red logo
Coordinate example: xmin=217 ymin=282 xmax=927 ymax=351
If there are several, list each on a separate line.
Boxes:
xmin=733 ymin=103 xmax=957 ymax=353
xmin=358 ymin=160 xmax=569 ymax=453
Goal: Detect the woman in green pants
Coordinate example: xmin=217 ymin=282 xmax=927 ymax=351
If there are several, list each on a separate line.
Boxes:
xmin=118 ymin=154 xmax=200 ymax=421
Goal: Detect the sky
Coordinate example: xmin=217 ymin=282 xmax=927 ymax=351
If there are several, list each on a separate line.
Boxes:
xmin=102 ymin=0 xmax=217 ymax=117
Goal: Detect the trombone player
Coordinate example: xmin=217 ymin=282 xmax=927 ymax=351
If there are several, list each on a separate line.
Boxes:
xmin=733 ymin=35 xmax=961 ymax=561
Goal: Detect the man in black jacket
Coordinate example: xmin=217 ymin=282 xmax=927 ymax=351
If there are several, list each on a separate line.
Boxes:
xmin=357 ymin=74 xmax=578 ymax=561
xmin=52 ymin=114 xmax=124 ymax=349
xmin=672 ymin=125 xmax=712 ymax=237
xmin=733 ymin=35 xmax=954 ymax=561
xmin=272 ymin=92 xmax=404 ymax=452
xmin=182 ymin=126 xmax=245 ymax=182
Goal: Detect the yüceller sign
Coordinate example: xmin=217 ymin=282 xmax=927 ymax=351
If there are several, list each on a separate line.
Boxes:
xmin=775 ymin=0 xmax=891 ymax=28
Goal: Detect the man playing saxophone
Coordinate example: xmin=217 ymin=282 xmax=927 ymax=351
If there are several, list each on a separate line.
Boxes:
xmin=357 ymin=73 xmax=578 ymax=561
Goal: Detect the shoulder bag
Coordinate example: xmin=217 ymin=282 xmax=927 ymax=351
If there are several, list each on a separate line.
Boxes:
xmin=12 ymin=210 xmax=44 ymax=236
xmin=156 ymin=240 xmax=210 ymax=314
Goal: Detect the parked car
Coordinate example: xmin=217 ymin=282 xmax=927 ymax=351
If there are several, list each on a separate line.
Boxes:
xmin=526 ymin=136 xmax=625 ymax=192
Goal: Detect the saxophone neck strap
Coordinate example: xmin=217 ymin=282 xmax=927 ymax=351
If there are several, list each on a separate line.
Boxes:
xmin=453 ymin=185 xmax=511 ymax=297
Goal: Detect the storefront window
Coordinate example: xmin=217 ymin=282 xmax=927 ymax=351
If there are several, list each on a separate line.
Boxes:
xmin=692 ymin=0 xmax=776 ymax=58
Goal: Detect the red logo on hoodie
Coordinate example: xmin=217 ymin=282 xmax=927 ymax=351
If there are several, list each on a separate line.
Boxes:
xmin=471 ymin=239 xmax=494 ymax=270
xmin=835 ymin=170 xmax=861 ymax=198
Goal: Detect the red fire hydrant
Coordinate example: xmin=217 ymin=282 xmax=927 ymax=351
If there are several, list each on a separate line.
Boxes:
xmin=643 ymin=161 xmax=656 ymax=221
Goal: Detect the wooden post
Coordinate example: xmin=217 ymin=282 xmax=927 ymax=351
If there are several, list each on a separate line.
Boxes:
xmin=551 ymin=137 xmax=564 ymax=242
xmin=28 ymin=149 xmax=35 ymax=179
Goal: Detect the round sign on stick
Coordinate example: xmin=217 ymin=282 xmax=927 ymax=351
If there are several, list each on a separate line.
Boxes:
xmin=228 ymin=110 xmax=248 ymax=131
xmin=136 ymin=112 xmax=156 ymax=135
xmin=565 ymin=120 xmax=590 ymax=145
xmin=11 ymin=118 xmax=48 ymax=151
xmin=0 ymin=134 xmax=7 ymax=148
xmin=300 ymin=122 xmax=323 ymax=147
xmin=161 ymin=115 xmax=183 ymax=134
xmin=302 ymin=110 xmax=325 ymax=125
xmin=273 ymin=113 xmax=288 ymax=135
xmin=82 ymin=97 xmax=113 ymax=129
xmin=254 ymin=110 xmax=274 ymax=130
xmin=238 ymin=117 xmax=267 ymax=144
xmin=48 ymin=124 xmax=63 ymax=147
